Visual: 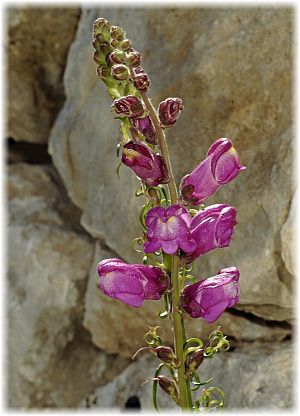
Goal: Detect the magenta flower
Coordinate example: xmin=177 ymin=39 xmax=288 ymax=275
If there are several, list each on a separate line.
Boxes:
xmin=122 ymin=140 xmax=169 ymax=186
xmin=97 ymin=258 xmax=169 ymax=307
xmin=131 ymin=115 xmax=158 ymax=145
xmin=144 ymin=205 xmax=197 ymax=255
xmin=158 ymin=97 xmax=184 ymax=126
xmin=113 ymin=95 xmax=144 ymax=118
xmin=180 ymin=138 xmax=246 ymax=205
xmin=184 ymin=204 xmax=237 ymax=264
xmin=181 ymin=267 xmax=240 ymax=322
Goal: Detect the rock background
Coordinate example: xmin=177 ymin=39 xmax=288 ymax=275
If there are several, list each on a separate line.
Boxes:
xmin=7 ymin=5 xmax=294 ymax=411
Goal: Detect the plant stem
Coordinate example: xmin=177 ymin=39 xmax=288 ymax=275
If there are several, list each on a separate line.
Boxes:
xmin=140 ymin=91 xmax=192 ymax=411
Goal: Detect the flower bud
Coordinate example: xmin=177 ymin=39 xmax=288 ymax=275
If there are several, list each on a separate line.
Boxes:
xmin=114 ymin=95 xmax=144 ymax=118
xmin=93 ymin=51 xmax=103 ymax=65
xmin=131 ymin=116 xmax=158 ymax=145
xmin=133 ymin=73 xmax=150 ymax=91
xmin=96 ymin=65 xmax=110 ymax=79
xmin=185 ymin=349 xmax=205 ymax=379
xmin=99 ymin=41 xmax=111 ymax=56
xmin=133 ymin=66 xmax=145 ymax=75
xmin=158 ymin=97 xmax=184 ymax=126
xmin=126 ymin=49 xmax=142 ymax=67
xmin=93 ymin=18 xmax=111 ymax=37
xmin=108 ymin=50 xmax=126 ymax=64
xmin=157 ymin=376 xmax=180 ymax=404
xmin=111 ymin=64 xmax=130 ymax=81
xmin=120 ymin=38 xmax=132 ymax=51
xmin=155 ymin=346 xmax=177 ymax=365
xmin=110 ymin=25 xmax=125 ymax=41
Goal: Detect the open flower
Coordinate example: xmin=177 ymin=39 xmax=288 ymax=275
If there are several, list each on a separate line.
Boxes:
xmin=180 ymin=138 xmax=246 ymax=205
xmin=122 ymin=140 xmax=169 ymax=186
xmin=184 ymin=204 xmax=237 ymax=264
xmin=144 ymin=205 xmax=197 ymax=255
xmin=97 ymin=258 xmax=169 ymax=307
xmin=131 ymin=115 xmax=158 ymax=145
xmin=181 ymin=267 xmax=240 ymax=322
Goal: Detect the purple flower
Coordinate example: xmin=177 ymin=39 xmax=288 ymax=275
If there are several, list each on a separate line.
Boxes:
xmin=131 ymin=116 xmax=158 ymax=145
xmin=158 ymin=98 xmax=184 ymax=126
xmin=133 ymin=72 xmax=150 ymax=91
xmin=144 ymin=205 xmax=197 ymax=255
xmin=180 ymin=138 xmax=246 ymax=205
xmin=122 ymin=140 xmax=169 ymax=186
xmin=97 ymin=258 xmax=169 ymax=307
xmin=181 ymin=267 xmax=240 ymax=322
xmin=184 ymin=204 xmax=238 ymax=264
xmin=114 ymin=95 xmax=144 ymax=118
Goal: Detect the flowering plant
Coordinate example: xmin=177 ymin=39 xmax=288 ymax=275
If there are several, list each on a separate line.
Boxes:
xmin=92 ymin=18 xmax=246 ymax=411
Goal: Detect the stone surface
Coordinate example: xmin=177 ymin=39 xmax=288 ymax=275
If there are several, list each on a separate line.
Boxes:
xmin=281 ymin=191 xmax=296 ymax=277
xmin=84 ymin=242 xmax=291 ymax=358
xmin=8 ymin=163 xmax=129 ymax=408
xmin=7 ymin=7 xmax=80 ymax=143
xmin=80 ymin=340 xmax=293 ymax=411
xmin=50 ymin=7 xmax=294 ymax=322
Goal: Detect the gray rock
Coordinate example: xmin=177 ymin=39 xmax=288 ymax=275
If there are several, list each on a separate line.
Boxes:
xmin=281 ymin=191 xmax=296 ymax=277
xmin=79 ymin=341 xmax=293 ymax=411
xmin=7 ymin=7 xmax=80 ymax=143
xmin=50 ymin=7 xmax=294 ymax=322
xmin=8 ymin=163 xmax=129 ymax=408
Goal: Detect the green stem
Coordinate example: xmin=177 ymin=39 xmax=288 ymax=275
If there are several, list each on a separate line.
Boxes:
xmin=140 ymin=91 xmax=192 ymax=411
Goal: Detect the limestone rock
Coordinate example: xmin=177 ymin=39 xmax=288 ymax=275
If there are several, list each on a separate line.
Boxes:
xmin=50 ymin=7 xmax=294 ymax=322
xmin=8 ymin=163 xmax=130 ymax=408
xmin=7 ymin=7 xmax=80 ymax=143
xmin=281 ymin=192 xmax=296 ymax=277
xmin=83 ymin=242 xmax=291 ymax=358
xmin=80 ymin=341 xmax=293 ymax=410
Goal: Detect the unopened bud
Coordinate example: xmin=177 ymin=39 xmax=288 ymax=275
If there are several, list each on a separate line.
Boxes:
xmin=131 ymin=116 xmax=158 ymax=145
xmin=108 ymin=50 xmax=126 ymax=64
xmin=111 ymin=64 xmax=130 ymax=81
xmin=126 ymin=50 xmax=142 ymax=67
xmin=121 ymin=38 xmax=132 ymax=51
xmin=133 ymin=66 xmax=145 ymax=76
xmin=114 ymin=95 xmax=144 ymax=118
xmin=110 ymin=25 xmax=125 ymax=41
xmin=110 ymin=39 xmax=120 ymax=48
xmin=185 ymin=348 xmax=205 ymax=379
xmin=157 ymin=376 xmax=180 ymax=404
xmin=93 ymin=51 xmax=103 ymax=65
xmin=133 ymin=73 xmax=150 ymax=92
xmin=100 ymin=42 xmax=111 ymax=56
xmin=158 ymin=97 xmax=184 ymax=126
xmin=97 ymin=65 xmax=110 ymax=79
xmin=93 ymin=18 xmax=111 ymax=37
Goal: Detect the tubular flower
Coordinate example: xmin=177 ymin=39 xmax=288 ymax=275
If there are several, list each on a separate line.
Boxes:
xmin=184 ymin=204 xmax=238 ymax=264
xmin=144 ymin=205 xmax=197 ymax=255
xmin=113 ymin=95 xmax=144 ymax=118
xmin=121 ymin=140 xmax=169 ymax=186
xmin=180 ymin=267 xmax=240 ymax=322
xmin=158 ymin=97 xmax=184 ymax=127
xmin=180 ymin=138 xmax=246 ymax=205
xmin=131 ymin=115 xmax=158 ymax=145
xmin=97 ymin=258 xmax=169 ymax=307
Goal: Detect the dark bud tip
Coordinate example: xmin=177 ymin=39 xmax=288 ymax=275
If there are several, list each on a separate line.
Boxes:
xmin=111 ymin=64 xmax=130 ymax=81
xmin=97 ymin=65 xmax=110 ymax=79
xmin=133 ymin=73 xmax=150 ymax=92
xmin=121 ymin=38 xmax=133 ymax=51
xmin=100 ymin=41 xmax=111 ymax=55
xmin=108 ymin=50 xmax=127 ymax=64
xmin=93 ymin=18 xmax=111 ymax=37
xmin=126 ymin=50 xmax=142 ymax=67
xmin=110 ymin=25 xmax=126 ymax=41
